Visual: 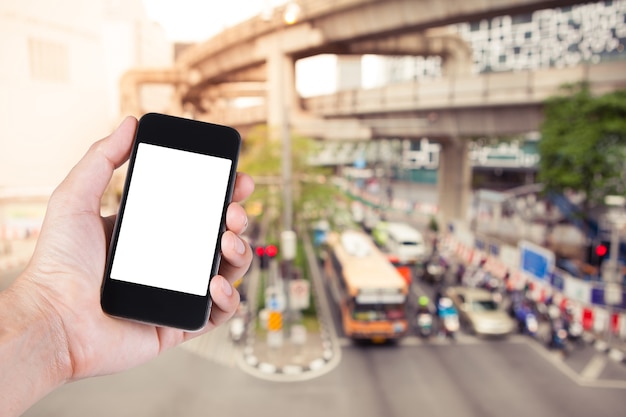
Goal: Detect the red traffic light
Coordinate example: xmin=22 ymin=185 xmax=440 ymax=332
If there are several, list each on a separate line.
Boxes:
xmin=265 ymin=244 xmax=278 ymax=258
xmin=596 ymin=244 xmax=608 ymax=257
xmin=255 ymin=246 xmax=265 ymax=257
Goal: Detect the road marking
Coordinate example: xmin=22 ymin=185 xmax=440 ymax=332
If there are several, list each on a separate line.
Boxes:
xmin=526 ymin=340 xmax=626 ymax=390
xmin=581 ymin=354 xmax=607 ymax=380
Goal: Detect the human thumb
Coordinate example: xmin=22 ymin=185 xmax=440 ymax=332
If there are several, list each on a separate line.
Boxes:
xmin=52 ymin=116 xmax=138 ymax=213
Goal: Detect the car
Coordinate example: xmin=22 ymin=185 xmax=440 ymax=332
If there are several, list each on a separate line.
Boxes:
xmin=445 ymin=286 xmax=516 ymax=337
xmin=372 ymin=221 xmax=426 ymax=264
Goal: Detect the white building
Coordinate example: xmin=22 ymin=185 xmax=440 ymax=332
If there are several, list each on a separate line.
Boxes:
xmin=0 ymin=0 xmax=173 ymax=243
xmin=0 ymin=0 xmax=172 ymax=192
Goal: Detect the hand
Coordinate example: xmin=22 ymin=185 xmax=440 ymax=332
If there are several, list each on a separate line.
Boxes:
xmin=4 ymin=117 xmax=254 ymax=383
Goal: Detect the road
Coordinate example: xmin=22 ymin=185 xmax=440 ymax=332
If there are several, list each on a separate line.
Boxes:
xmin=11 ymin=254 xmax=626 ymax=417
xmin=4 ymin=186 xmax=626 ymax=416
xmin=20 ymin=330 xmax=626 ymax=417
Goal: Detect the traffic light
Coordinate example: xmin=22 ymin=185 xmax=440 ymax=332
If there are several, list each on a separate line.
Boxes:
xmin=595 ymin=243 xmax=609 ymax=267
xmin=255 ymin=245 xmax=278 ymax=270
xmin=588 ymin=242 xmax=609 ymax=266
xmin=265 ymin=244 xmax=278 ymax=258
xmin=596 ymin=243 xmax=608 ymax=258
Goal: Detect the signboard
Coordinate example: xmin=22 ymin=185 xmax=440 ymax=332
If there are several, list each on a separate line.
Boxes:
xmin=265 ymin=286 xmax=286 ymax=312
xmin=605 ymin=283 xmax=624 ymax=306
xmin=563 ymin=276 xmax=592 ymax=304
xmin=289 ymin=279 xmax=310 ymax=310
xmin=519 ymin=240 xmax=554 ymax=282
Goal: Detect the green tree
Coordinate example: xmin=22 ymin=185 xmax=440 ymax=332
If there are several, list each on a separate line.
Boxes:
xmin=239 ymin=124 xmax=344 ymax=228
xmin=538 ymin=82 xmax=626 ymax=212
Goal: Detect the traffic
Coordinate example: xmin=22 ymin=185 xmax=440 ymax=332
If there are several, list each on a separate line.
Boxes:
xmin=321 ymin=199 xmax=594 ymax=360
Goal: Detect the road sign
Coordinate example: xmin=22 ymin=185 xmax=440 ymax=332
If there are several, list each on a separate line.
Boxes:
xmin=265 ymin=286 xmax=286 ymax=311
xmin=519 ymin=240 xmax=554 ymax=282
xmin=289 ymin=279 xmax=310 ymax=310
xmin=267 ymin=311 xmax=283 ymax=331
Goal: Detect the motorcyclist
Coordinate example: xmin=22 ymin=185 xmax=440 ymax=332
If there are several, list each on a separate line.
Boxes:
xmin=415 ymin=295 xmax=435 ymax=338
xmin=547 ymin=304 xmax=568 ymax=352
xmin=417 ymin=295 xmax=432 ymax=314
xmin=437 ymin=296 xmax=460 ymax=339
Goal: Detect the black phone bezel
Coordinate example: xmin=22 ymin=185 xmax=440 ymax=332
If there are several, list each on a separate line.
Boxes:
xmin=100 ymin=113 xmax=241 ymax=331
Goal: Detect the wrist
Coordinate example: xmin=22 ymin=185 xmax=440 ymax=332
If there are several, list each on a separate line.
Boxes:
xmin=0 ymin=277 xmax=72 ymax=416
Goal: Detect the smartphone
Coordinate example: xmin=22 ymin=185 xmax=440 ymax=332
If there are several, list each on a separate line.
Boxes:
xmin=101 ymin=113 xmax=241 ymax=331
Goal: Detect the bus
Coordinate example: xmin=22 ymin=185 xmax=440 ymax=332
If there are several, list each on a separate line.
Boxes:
xmin=324 ymin=229 xmax=409 ymax=342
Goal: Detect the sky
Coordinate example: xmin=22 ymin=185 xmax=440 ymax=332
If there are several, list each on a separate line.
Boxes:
xmin=143 ymin=0 xmax=286 ymax=42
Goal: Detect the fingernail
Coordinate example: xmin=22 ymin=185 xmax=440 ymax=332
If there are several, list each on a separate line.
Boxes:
xmin=221 ymin=277 xmax=233 ymax=297
xmin=242 ymin=215 xmax=249 ymax=233
xmin=234 ymin=235 xmax=246 ymax=255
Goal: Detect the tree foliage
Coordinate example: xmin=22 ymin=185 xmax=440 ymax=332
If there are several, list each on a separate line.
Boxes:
xmin=238 ymin=124 xmax=342 ymax=225
xmin=538 ymin=82 xmax=626 ymax=210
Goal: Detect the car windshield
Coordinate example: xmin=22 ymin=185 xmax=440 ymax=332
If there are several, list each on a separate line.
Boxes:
xmin=469 ymin=299 xmax=498 ymax=312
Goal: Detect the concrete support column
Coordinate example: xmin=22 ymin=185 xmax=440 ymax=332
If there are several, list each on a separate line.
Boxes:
xmin=266 ymin=43 xmax=297 ymax=130
xmin=437 ymin=139 xmax=471 ymax=229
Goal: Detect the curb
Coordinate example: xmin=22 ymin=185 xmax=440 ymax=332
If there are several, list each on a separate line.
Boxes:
xmin=240 ymin=327 xmax=335 ymax=377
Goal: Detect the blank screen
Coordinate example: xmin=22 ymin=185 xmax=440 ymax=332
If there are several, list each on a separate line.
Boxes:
xmin=110 ymin=142 xmax=232 ymax=296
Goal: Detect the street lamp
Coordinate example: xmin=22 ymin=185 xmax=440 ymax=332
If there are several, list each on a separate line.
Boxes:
xmin=603 ymin=195 xmax=626 ymax=285
xmin=279 ymin=1 xmax=300 ymax=235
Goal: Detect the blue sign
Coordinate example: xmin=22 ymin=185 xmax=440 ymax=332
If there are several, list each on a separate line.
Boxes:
xmin=520 ymin=241 xmax=554 ymax=282
xmin=550 ymin=271 xmax=565 ymax=291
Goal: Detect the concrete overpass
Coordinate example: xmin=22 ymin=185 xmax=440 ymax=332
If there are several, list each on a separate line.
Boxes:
xmin=120 ymin=0 xmax=626 ymax=226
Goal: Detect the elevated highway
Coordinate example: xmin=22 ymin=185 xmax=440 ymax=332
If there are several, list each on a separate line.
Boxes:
xmin=120 ymin=0 xmax=626 ymax=225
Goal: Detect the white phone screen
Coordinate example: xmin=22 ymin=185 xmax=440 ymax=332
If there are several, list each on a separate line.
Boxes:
xmin=110 ymin=142 xmax=232 ymax=296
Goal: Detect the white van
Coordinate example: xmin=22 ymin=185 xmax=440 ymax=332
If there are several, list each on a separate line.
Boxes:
xmin=379 ymin=222 xmax=426 ymax=264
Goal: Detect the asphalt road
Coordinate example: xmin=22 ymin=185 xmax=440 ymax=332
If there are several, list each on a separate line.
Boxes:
xmin=5 ymin=188 xmax=626 ymax=417
xmin=20 ymin=330 xmax=626 ymax=417
xmin=14 ymin=254 xmax=626 ymax=417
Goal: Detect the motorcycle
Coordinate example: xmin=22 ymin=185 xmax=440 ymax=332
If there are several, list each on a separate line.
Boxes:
xmin=423 ymin=254 xmax=448 ymax=284
xmin=523 ymin=312 xmax=539 ymax=337
xmin=513 ymin=302 xmax=539 ymax=337
xmin=566 ymin=320 xmax=585 ymax=347
xmin=437 ymin=297 xmax=460 ymax=339
xmin=547 ymin=316 xmax=572 ymax=356
xmin=549 ymin=328 xmax=570 ymax=354
xmin=416 ymin=311 xmax=434 ymax=338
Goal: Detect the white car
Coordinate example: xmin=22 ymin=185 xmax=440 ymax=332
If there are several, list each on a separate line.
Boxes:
xmin=374 ymin=221 xmax=426 ymax=264
xmin=445 ymin=286 xmax=516 ymax=337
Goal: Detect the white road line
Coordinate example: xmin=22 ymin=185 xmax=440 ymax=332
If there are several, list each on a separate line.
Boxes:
xmin=526 ymin=340 xmax=626 ymax=390
xmin=580 ymin=354 xmax=607 ymax=381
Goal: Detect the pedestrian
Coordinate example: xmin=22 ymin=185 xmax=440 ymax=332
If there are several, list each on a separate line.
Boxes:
xmin=0 ymin=117 xmax=255 ymax=417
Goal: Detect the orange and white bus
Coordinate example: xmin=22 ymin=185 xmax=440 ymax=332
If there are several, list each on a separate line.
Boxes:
xmin=324 ymin=229 xmax=409 ymax=342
